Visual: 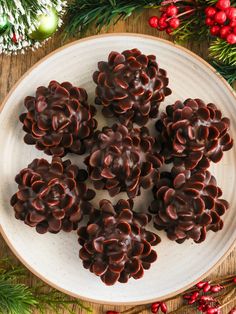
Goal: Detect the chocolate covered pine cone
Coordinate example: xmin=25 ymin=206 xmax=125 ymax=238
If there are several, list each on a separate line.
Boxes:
xmin=149 ymin=167 xmax=229 ymax=243
xmin=93 ymin=48 xmax=172 ymax=126
xmin=78 ymin=199 xmax=161 ymax=285
xmin=155 ymin=98 xmax=233 ymax=169
xmin=10 ymin=157 xmax=95 ymax=234
xmin=85 ymin=123 xmax=164 ymax=198
xmin=20 ymin=81 xmax=97 ymax=157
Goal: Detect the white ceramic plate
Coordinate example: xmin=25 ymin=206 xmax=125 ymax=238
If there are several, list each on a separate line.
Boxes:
xmin=0 ymin=34 xmax=235 ymax=305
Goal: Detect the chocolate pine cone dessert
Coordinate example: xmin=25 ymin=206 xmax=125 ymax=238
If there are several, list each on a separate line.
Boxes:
xmin=10 ymin=157 xmax=95 ymax=234
xmin=149 ymin=167 xmax=229 ymax=243
xmin=20 ymin=81 xmax=97 ymax=157
xmin=78 ymin=199 xmax=161 ymax=285
xmin=93 ymin=48 xmax=172 ymax=126
xmin=155 ymin=98 xmax=233 ymax=170
xmin=85 ymin=123 xmax=164 ymax=198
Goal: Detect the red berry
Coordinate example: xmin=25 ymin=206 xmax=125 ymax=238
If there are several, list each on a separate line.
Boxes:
xmin=200 ymin=295 xmax=215 ymax=301
xmin=166 ymin=27 xmax=173 ymax=35
xmin=106 ymin=311 xmax=119 ymax=314
xmin=210 ymin=25 xmax=221 ymax=36
xmin=233 ymin=26 xmax=236 ymax=34
xmin=12 ymin=33 xmax=18 ymax=44
xmin=227 ymin=33 xmax=236 ymax=44
xmin=216 ymin=0 xmax=231 ymax=10
xmin=227 ymin=7 xmax=236 ymax=20
xmin=229 ymin=308 xmax=236 ymax=314
xmin=214 ymin=11 xmax=227 ymax=24
xmin=206 ymin=308 xmax=219 ymax=314
xmin=158 ymin=17 xmax=168 ymax=29
xmin=220 ymin=25 xmax=231 ymax=38
xmin=205 ymin=17 xmax=215 ymax=26
xmin=166 ymin=5 xmax=178 ymax=17
xmin=210 ymin=285 xmax=224 ymax=293
xmin=196 ymin=281 xmax=206 ymax=289
xmin=160 ymin=302 xmax=167 ymax=313
xmin=184 ymin=5 xmax=194 ymax=17
xmin=233 ymin=277 xmax=236 ymax=283
xmin=169 ymin=17 xmax=180 ymax=29
xmin=203 ymin=282 xmax=211 ymax=292
xmin=230 ymin=19 xmax=236 ymax=27
xmin=191 ymin=291 xmax=199 ymax=300
xmin=205 ymin=7 xmax=217 ymax=17
xmin=151 ymin=302 xmax=160 ymax=313
xmin=183 ymin=294 xmax=191 ymax=299
xmin=149 ymin=16 xmax=159 ymax=28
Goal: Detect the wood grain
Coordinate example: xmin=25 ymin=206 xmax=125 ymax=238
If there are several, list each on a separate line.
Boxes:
xmin=0 ymin=10 xmax=235 ymax=314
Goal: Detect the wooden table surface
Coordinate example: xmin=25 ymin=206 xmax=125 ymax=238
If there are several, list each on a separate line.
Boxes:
xmin=0 ymin=9 xmax=235 ymax=314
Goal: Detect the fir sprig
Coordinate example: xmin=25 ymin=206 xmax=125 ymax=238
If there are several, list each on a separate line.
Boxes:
xmin=209 ymin=38 xmax=236 ymax=66
xmin=65 ymin=0 xmax=161 ymax=36
xmin=0 ymin=280 xmax=37 ymax=314
xmin=0 ymin=258 xmax=92 ymax=314
xmin=210 ymin=60 xmax=236 ymax=85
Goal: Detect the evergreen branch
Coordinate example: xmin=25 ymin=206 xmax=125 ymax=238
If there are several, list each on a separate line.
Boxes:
xmin=0 ymin=258 xmax=92 ymax=314
xmin=65 ymin=0 xmax=161 ymax=36
xmin=0 ymin=279 xmax=37 ymax=314
xmin=207 ymin=0 xmax=236 ymax=5
xmin=210 ymin=60 xmax=236 ymax=86
xmin=209 ymin=38 xmax=236 ymax=66
xmin=33 ymin=289 xmax=93 ymax=314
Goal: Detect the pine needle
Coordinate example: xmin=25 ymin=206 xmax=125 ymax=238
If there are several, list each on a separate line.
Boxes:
xmin=209 ymin=38 xmax=236 ymax=66
xmin=65 ymin=0 xmax=161 ymax=36
xmin=0 ymin=258 xmax=92 ymax=314
xmin=210 ymin=60 xmax=236 ymax=86
xmin=0 ymin=279 xmax=37 ymax=314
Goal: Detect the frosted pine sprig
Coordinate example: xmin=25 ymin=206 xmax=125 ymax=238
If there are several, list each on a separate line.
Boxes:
xmin=0 ymin=0 xmax=67 ymax=54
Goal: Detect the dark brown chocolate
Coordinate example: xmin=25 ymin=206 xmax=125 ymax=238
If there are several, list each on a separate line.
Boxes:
xmin=149 ymin=166 xmax=229 ymax=243
xmin=93 ymin=48 xmax=172 ymax=127
xmin=20 ymin=81 xmax=97 ymax=157
xmin=155 ymin=98 xmax=233 ymax=170
xmin=85 ymin=123 xmax=164 ymax=198
xmin=10 ymin=157 xmax=95 ymax=234
xmin=78 ymin=199 xmax=160 ymax=285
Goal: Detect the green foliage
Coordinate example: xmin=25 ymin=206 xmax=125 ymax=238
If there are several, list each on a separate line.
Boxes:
xmin=172 ymin=12 xmax=208 ymax=43
xmin=65 ymin=0 xmax=161 ymax=36
xmin=209 ymin=38 xmax=236 ymax=66
xmin=0 ymin=280 xmax=37 ymax=314
xmin=212 ymin=61 xmax=236 ymax=85
xmin=210 ymin=60 xmax=236 ymax=85
xmin=0 ymin=258 xmax=92 ymax=314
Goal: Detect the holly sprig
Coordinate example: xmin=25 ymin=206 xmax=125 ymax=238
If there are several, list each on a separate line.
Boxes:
xmin=0 ymin=258 xmax=92 ymax=314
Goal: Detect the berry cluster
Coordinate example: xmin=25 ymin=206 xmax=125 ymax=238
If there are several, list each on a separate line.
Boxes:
xmin=183 ymin=281 xmax=225 ymax=314
xmin=106 ymin=277 xmax=236 ymax=314
xmin=205 ymin=0 xmax=236 ymax=44
xmin=149 ymin=4 xmax=181 ymax=35
xmin=151 ymin=302 xmax=167 ymax=314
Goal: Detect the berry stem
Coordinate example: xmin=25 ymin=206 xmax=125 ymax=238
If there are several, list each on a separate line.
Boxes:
xmin=121 ymin=305 xmax=146 ymax=314
xmin=166 ymin=8 xmax=196 ymax=21
xmin=161 ymin=0 xmax=195 ymax=5
xmin=218 ymin=288 xmax=236 ymax=309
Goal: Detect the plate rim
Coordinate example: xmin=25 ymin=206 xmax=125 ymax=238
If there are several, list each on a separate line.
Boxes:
xmin=0 ymin=32 xmax=235 ymax=306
